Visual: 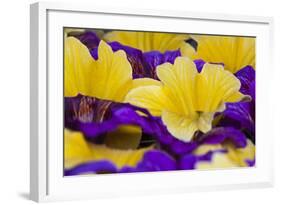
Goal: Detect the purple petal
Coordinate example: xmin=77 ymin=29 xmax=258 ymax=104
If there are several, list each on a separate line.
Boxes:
xmin=73 ymin=31 xmax=101 ymax=50
xmin=218 ymin=102 xmax=255 ymax=141
xmin=245 ymin=159 xmax=255 ymax=167
xmin=235 ymin=65 xmax=255 ymax=98
xmin=64 ymin=160 xmax=117 ymax=176
xmin=143 ymin=50 xmax=181 ymax=79
xmin=178 ymin=154 xmax=197 ymax=170
xmin=193 ymin=59 xmax=225 ymax=73
xmin=178 ymin=149 xmax=227 ymax=170
xmin=197 ymin=127 xmax=248 ymax=148
xmin=136 ymin=150 xmax=177 ymax=171
xmin=120 ymin=150 xmax=177 ymax=172
xmin=109 ymin=42 xmax=148 ymax=78
xmin=214 ymin=67 xmax=255 ymax=143
xmin=64 ymin=95 xmax=112 ymax=127
xmin=90 ymin=41 xmax=148 ymax=78
xmin=194 ymin=59 xmax=205 ymax=72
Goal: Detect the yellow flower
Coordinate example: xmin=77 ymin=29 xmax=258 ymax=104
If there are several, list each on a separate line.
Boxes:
xmin=194 ymin=139 xmax=255 ymax=169
xmin=192 ymin=35 xmax=255 ymax=73
xmin=65 ymin=37 xmax=160 ymax=101
xmin=64 ymin=129 xmax=152 ymax=169
xmin=65 ymin=37 xmax=162 ymax=150
xmin=65 ymin=37 xmax=132 ymax=101
xmin=125 ymin=57 xmax=249 ymax=142
xmin=104 ymin=31 xmax=195 ymax=57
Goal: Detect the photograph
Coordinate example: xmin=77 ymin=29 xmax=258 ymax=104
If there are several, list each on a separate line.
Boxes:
xmin=63 ymin=28 xmax=256 ymax=176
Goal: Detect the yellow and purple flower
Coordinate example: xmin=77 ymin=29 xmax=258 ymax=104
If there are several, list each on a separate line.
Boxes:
xmin=125 ymin=57 xmax=250 ymax=142
xmin=63 ymin=29 xmax=256 ymax=176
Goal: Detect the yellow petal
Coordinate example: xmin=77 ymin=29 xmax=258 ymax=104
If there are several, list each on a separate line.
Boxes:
xmin=132 ymin=78 xmax=162 ymax=89
xmin=91 ymin=144 xmax=152 ymax=169
xmin=180 ymin=42 xmax=196 ymax=58
xmin=193 ymin=144 xmax=224 ymax=155
xmin=156 ymin=57 xmax=198 ymax=116
xmin=64 ymin=38 xmax=134 ymax=101
xmin=197 ymin=112 xmax=214 ymax=133
xmin=64 ymin=129 xmax=152 ymax=169
xmin=104 ymin=31 xmax=194 ymax=56
xmin=105 ymin=125 xmax=142 ymax=149
xmin=64 ymin=129 xmax=94 ymax=169
xmin=162 ymin=110 xmax=198 ymax=142
xmin=196 ymin=63 xmax=245 ymax=112
xmin=226 ymin=139 xmax=255 ymax=166
xmin=64 ymin=37 xmax=96 ymax=97
xmin=88 ymin=40 xmax=133 ymax=101
xmin=226 ymin=92 xmax=251 ymax=103
xmin=192 ymin=35 xmax=255 ymax=73
xmin=196 ymin=152 xmax=238 ymax=169
xmin=125 ymin=85 xmax=171 ymax=116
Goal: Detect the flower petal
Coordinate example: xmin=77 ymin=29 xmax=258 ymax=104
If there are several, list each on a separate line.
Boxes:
xmin=125 ymin=85 xmax=170 ymax=116
xmin=235 ymin=65 xmax=255 ymax=98
xmin=64 ymin=160 xmax=117 ymax=176
xmin=197 ymin=127 xmax=248 ymax=148
xmin=104 ymin=31 xmax=194 ymax=55
xmin=88 ymin=40 xmax=133 ymax=101
xmin=91 ymin=41 xmax=147 ymax=78
xmin=196 ymin=63 xmax=247 ymax=112
xmin=143 ymin=50 xmax=181 ymax=79
xmin=162 ymin=110 xmax=198 ymax=142
xmin=195 ymin=152 xmax=237 ymax=169
xmin=64 ymin=129 xmax=152 ymax=171
xmin=72 ymin=31 xmax=101 ymax=50
xmin=120 ymin=150 xmax=177 ymax=172
xmin=132 ymin=78 xmax=162 ymax=89
xmin=64 ymin=38 xmax=134 ymax=101
xmin=66 ymin=99 xmax=197 ymax=156
xmin=90 ymin=143 xmax=152 ymax=169
xmin=64 ymin=129 xmax=96 ymax=169
xmin=156 ymin=57 xmax=198 ymax=116
xmin=64 ymin=37 xmax=96 ymax=97
xmin=218 ymin=102 xmax=255 ymax=140
xmin=192 ymin=35 xmax=255 ymax=73
xmin=225 ymin=139 xmax=255 ymax=166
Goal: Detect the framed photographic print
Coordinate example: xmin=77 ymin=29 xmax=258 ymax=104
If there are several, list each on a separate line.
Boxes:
xmin=30 ymin=2 xmax=274 ymax=202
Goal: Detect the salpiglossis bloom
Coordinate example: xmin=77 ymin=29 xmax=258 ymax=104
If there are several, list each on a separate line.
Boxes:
xmin=64 ymin=37 xmax=159 ymax=101
xmin=192 ymin=35 xmax=255 ymax=73
xmin=64 ymin=37 xmax=163 ymax=152
xmin=64 ymin=129 xmax=152 ymax=170
xmin=104 ymin=31 xmax=195 ymax=57
xmin=125 ymin=57 xmax=250 ymax=142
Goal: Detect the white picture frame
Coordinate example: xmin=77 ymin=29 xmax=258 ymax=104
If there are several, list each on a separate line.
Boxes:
xmin=30 ymin=2 xmax=274 ymax=202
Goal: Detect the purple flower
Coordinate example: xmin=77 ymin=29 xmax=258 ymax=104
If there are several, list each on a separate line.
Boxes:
xmin=142 ymin=50 xmax=181 ymax=79
xmin=65 ymin=95 xmax=197 ymax=156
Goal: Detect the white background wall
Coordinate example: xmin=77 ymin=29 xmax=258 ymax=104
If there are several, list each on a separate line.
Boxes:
xmin=0 ymin=0 xmax=280 ymax=204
